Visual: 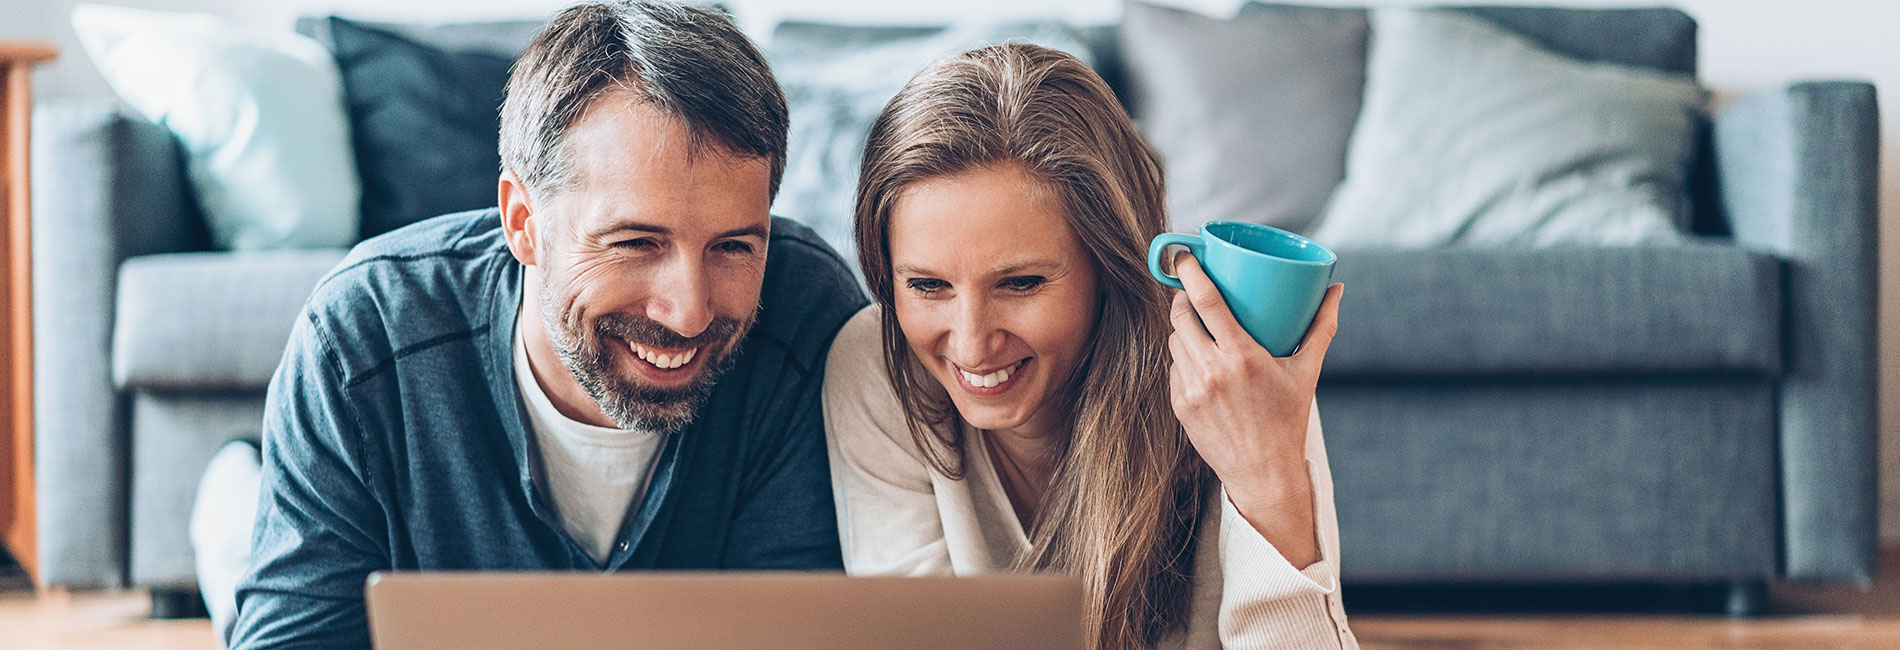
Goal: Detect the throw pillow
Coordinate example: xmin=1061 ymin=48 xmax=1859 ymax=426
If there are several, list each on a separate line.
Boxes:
xmin=71 ymin=5 xmax=359 ymax=250
xmin=1308 ymin=9 xmax=1707 ymax=248
xmin=321 ymin=17 xmax=516 ymax=239
xmin=768 ymin=21 xmax=1097 ymax=270
xmin=1119 ymin=1 xmax=1368 ymax=235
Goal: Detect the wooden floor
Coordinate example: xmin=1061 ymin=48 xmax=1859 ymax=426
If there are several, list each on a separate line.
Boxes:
xmin=4 ymin=551 xmax=1897 ymax=649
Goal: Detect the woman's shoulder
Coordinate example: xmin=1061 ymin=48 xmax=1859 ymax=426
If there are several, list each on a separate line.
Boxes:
xmin=824 ymin=305 xmax=889 ymax=398
xmin=823 ymin=305 xmax=931 ymax=457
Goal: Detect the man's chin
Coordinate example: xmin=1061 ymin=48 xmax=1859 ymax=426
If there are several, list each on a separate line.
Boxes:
xmin=587 ymin=351 xmax=727 ymax=432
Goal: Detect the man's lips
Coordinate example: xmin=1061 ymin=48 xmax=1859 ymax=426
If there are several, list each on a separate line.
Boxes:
xmin=629 ymin=341 xmax=699 ymax=370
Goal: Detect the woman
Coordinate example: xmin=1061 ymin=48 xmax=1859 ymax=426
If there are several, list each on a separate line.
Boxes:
xmin=823 ymin=43 xmax=1355 ymax=649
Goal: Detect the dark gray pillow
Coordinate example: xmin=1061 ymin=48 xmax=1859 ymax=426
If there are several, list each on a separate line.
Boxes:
xmin=320 ymin=17 xmax=515 ymax=239
xmin=1119 ymin=1 xmax=1369 ymax=235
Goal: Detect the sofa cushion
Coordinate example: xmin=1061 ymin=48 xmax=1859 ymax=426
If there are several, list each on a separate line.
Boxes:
xmin=1309 ymin=9 xmax=1705 ymax=249
xmin=320 ymin=17 xmax=516 ymax=239
xmin=1323 ymin=245 xmax=1781 ymax=378
xmin=114 ymin=250 xmax=349 ymax=390
xmin=1119 ymin=1 xmax=1367 ymax=235
xmin=1454 ymin=6 xmax=1697 ymax=76
xmin=72 ymin=5 xmax=360 ymax=251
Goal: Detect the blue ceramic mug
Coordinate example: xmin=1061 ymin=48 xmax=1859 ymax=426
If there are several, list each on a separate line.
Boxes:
xmin=1147 ymin=221 xmax=1336 ymax=357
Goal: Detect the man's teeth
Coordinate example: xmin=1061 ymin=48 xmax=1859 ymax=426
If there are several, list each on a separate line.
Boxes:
xmin=631 ymin=343 xmax=698 ymax=370
xmin=960 ymin=361 xmax=1022 ymax=389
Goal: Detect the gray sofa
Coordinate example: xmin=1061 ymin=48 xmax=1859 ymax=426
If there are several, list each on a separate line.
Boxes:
xmin=30 ymin=5 xmax=1877 ymax=615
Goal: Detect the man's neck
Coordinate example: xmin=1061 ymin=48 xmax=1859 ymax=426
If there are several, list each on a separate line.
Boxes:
xmin=518 ymin=273 xmax=620 ymax=429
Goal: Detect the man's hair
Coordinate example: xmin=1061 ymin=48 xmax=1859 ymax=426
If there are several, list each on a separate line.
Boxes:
xmin=500 ymin=1 xmax=788 ymax=197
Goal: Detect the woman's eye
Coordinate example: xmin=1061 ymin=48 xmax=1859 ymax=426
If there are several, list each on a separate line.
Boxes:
xmin=1002 ymin=276 xmax=1045 ymax=292
xmin=905 ymin=278 xmax=948 ymax=295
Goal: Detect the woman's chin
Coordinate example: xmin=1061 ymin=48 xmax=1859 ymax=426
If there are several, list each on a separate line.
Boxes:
xmin=947 ymin=400 xmax=1033 ymax=434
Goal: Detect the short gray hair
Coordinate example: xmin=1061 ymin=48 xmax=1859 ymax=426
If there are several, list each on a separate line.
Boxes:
xmin=500 ymin=1 xmax=788 ymax=197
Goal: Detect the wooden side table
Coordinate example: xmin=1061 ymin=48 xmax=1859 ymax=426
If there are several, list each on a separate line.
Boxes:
xmin=1 ymin=40 xmax=57 ymax=583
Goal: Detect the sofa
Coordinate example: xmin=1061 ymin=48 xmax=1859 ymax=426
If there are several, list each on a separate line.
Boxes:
xmin=30 ymin=4 xmax=1877 ymax=616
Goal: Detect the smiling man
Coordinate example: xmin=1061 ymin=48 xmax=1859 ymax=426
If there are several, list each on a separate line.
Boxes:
xmin=225 ymin=2 xmax=867 ymax=648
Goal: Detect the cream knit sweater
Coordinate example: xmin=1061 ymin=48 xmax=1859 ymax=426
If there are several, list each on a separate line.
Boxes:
xmin=823 ymin=307 xmax=1358 ymax=649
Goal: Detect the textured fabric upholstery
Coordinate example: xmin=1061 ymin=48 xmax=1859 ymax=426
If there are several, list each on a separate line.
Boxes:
xmin=114 ymin=251 xmax=347 ymax=391
xmin=1454 ymin=6 xmax=1697 ymax=75
xmin=31 ymin=100 xmax=204 ymax=587
xmin=1713 ymin=81 xmax=1881 ymax=584
xmin=1119 ymin=2 xmax=1368 ymax=234
xmin=1325 ymin=245 xmax=1782 ymax=378
xmin=128 ymin=392 xmax=267 ymax=588
xmin=1321 ymin=377 xmax=1778 ymax=582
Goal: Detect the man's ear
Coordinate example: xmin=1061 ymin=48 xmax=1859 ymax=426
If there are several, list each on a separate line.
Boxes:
xmin=499 ymin=170 xmax=539 ymax=266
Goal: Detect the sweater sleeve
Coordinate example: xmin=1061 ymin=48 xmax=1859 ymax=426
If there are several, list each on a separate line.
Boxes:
xmin=1215 ymin=402 xmax=1360 ymax=649
xmin=822 ymin=306 xmax=957 ymax=576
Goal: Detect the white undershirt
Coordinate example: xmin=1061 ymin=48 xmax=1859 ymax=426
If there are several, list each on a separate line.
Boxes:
xmin=512 ymin=308 xmax=666 ymax=565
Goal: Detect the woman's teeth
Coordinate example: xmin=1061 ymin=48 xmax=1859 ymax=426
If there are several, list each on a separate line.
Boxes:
xmin=631 ymin=343 xmax=697 ymax=370
xmin=960 ymin=360 xmax=1024 ymax=389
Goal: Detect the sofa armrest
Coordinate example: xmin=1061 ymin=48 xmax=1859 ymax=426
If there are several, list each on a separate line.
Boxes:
xmin=1712 ymin=81 xmax=1879 ymax=584
xmin=30 ymin=99 xmax=205 ymax=587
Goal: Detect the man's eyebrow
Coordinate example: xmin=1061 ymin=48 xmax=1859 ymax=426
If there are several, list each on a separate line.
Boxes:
xmin=716 ymin=225 xmax=769 ymax=240
xmin=585 ymin=222 xmax=768 ymax=241
xmin=588 ymin=220 xmax=671 ymax=240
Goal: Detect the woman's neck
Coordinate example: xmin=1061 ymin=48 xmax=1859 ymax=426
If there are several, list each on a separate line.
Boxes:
xmin=983 ymin=413 xmax=1065 ymax=529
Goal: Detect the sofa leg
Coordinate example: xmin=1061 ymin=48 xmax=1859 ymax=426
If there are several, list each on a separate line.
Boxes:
xmin=149 ymin=589 xmax=208 ymax=620
xmin=1723 ymin=581 xmax=1767 ymax=618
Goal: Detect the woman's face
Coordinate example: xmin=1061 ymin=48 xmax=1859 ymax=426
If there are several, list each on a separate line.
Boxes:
xmin=886 ymin=164 xmax=1101 ymax=438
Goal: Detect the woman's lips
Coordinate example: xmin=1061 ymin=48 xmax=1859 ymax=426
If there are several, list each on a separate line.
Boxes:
xmin=952 ymin=358 xmax=1029 ymax=396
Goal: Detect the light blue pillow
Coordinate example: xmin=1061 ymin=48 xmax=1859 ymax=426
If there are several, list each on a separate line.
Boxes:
xmin=1309 ymin=9 xmax=1707 ymax=249
xmin=73 ymin=5 xmax=359 ymax=250
xmin=769 ymin=22 xmax=1095 ymax=270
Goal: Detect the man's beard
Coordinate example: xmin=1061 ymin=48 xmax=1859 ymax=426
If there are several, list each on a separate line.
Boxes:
xmin=539 ymin=289 xmax=755 ymax=435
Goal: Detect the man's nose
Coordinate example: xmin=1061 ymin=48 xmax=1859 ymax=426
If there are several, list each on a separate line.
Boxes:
xmin=647 ymin=256 xmax=715 ymax=339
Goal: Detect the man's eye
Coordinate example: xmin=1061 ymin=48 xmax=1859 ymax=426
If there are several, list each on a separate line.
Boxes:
xmin=905 ymin=278 xmax=948 ymax=295
xmin=615 ymin=238 xmax=660 ymax=250
xmin=1002 ymin=276 xmax=1045 ymax=292
xmin=715 ymin=240 xmax=755 ymax=255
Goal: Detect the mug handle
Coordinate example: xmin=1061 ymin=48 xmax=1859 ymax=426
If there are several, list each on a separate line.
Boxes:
xmin=1147 ymin=233 xmax=1204 ymax=290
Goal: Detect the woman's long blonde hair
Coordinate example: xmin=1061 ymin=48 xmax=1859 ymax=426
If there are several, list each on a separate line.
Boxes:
xmin=853 ymin=43 xmax=1214 ymax=649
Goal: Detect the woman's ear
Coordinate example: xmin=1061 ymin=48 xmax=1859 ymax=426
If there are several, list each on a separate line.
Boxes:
xmin=498 ymin=170 xmax=539 ymax=266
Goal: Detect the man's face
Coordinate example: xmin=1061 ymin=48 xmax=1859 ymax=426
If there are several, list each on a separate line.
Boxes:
xmin=514 ymin=91 xmax=772 ymax=433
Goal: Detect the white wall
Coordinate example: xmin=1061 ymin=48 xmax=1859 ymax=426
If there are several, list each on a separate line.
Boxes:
xmin=5 ymin=0 xmax=1897 ymax=542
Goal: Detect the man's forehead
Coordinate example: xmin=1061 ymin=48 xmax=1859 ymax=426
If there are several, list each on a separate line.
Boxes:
xmin=567 ymin=90 xmax=761 ymax=171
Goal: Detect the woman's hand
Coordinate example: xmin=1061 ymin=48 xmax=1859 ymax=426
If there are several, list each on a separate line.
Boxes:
xmin=1166 ymin=254 xmax=1343 ymax=568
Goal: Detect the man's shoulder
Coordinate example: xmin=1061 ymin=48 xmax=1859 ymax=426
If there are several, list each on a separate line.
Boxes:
xmin=300 ymin=209 xmax=515 ymax=383
xmin=751 ymin=217 xmax=870 ymax=376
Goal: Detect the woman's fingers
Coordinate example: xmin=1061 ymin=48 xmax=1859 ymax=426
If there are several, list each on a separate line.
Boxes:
xmin=1168 ymin=284 xmax=1215 ymax=351
xmin=1293 ymin=283 xmax=1345 ymax=372
xmin=1172 ymin=254 xmax=1256 ymax=350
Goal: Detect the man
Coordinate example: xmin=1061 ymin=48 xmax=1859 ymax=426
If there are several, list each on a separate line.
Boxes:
xmin=225 ymin=2 xmax=867 ymax=647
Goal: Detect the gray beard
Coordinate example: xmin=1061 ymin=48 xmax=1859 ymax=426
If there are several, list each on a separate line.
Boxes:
xmin=539 ymin=288 xmax=754 ymax=435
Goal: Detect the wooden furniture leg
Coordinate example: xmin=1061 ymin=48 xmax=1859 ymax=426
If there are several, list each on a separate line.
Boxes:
xmin=1 ymin=40 xmax=58 ymax=584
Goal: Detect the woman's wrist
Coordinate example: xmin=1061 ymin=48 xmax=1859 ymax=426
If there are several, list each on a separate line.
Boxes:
xmin=1222 ymin=466 xmax=1321 ymax=569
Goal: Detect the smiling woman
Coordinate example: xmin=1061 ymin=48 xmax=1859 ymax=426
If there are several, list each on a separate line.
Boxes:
xmin=826 ymin=42 xmax=1353 ymax=650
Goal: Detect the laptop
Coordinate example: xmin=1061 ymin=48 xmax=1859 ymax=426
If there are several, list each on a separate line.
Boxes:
xmin=365 ymin=571 xmax=1083 ymax=650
